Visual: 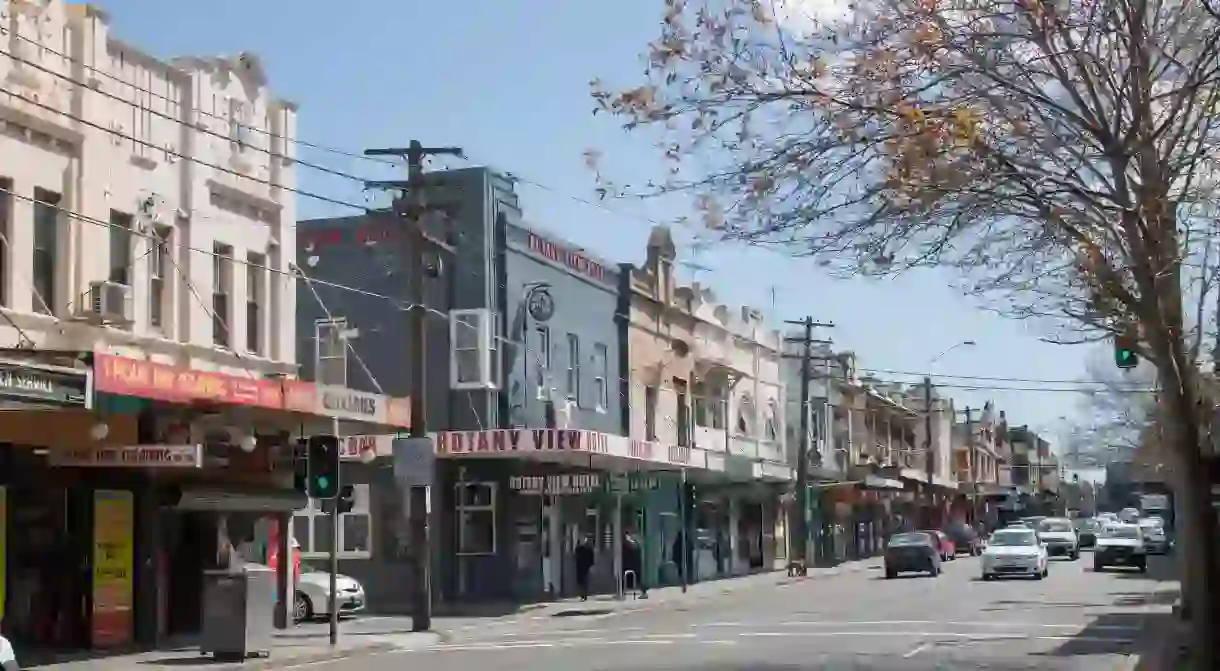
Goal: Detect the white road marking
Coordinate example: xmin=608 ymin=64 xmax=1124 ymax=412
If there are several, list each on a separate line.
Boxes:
xmin=902 ymin=642 xmax=932 ymax=658
xmin=697 ymin=619 xmax=1141 ymax=632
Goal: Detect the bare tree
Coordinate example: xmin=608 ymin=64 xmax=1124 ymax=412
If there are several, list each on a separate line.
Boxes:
xmin=594 ymin=0 xmax=1220 ymax=662
xmin=1065 ymin=352 xmax=1158 ymax=462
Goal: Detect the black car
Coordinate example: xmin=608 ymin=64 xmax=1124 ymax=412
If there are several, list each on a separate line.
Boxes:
xmin=884 ymin=532 xmax=941 ymax=579
xmin=943 ymin=522 xmax=982 ymax=556
xmin=1075 ymin=518 xmax=1099 ymax=548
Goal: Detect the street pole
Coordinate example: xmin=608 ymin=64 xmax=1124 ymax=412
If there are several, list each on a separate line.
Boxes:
xmin=365 ymin=141 xmax=463 ymax=633
xmin=923 ymin=376 xmax=935 ymax=528
xmin=679 ymin=467 xmax=688 ymax=593
xmin=963 ymin=407 xmax=975 ymax=527
xmin=783 ymin=317 xmax=834 ymax=567
xmin=329 ymin=416 xmax=340 ymax=645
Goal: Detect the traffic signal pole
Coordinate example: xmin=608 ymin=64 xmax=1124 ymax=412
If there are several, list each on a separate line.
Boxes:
xmin=329 ymin=417 xmax=340 ymax=646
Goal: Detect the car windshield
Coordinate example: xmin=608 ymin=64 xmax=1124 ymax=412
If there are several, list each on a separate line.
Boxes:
xmin=888 ymin=533 xmax=929 ymax=546
xmin=1105 ymin=526 xmax=1141 ymax=539
xmin=990 ymin=531 xmax=1037 ymax=547
xmin=1039 ymin=520 xmax=1074 ymax=533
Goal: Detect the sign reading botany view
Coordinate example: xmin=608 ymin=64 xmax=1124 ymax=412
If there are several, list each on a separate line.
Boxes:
xmin=434 ymin=429 xmax=612 ymax=456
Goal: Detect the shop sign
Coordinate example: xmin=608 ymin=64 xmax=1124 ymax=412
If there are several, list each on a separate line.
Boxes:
xmin=525 ymin=231 xmax=612 ymax=285
xmin=511 ymin=473 xmax=603 ymax=495
xmin=340 ymin=435 xmax=390 ymax=461
xmin=91 ymin=490 xmax=133 ymax=647
xmin=93 ymin=354 xmax=283 ymax=409
xmin=320 ymin=385 xmax=382 ymax=422
xmin=0 ymin=360 xmax=89 ymax=407
xmin=435 ymin=429 xmax=611 ymax=456
xmin=49 ymin=444 xmax=204 ymax=468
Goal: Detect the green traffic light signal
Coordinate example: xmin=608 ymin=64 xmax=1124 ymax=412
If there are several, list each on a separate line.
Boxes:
xmin=1115 ymin=336 xmax=1139 ymax=369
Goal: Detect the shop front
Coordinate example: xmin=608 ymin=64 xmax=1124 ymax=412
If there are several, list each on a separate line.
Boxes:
xmin=432 ymin=430 xmax=700 ymax=603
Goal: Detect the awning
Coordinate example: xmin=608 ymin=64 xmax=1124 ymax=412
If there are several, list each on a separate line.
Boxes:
xmin=163 ymin=487 xmax=307 ymax=512
xmin=861 ymin=475 xmax=904 ymax=490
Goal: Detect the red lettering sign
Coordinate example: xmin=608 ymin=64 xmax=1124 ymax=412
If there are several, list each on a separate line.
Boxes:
xmin=93 ymin=354 xmax=284 ymax=409
xmin=528 ymin=233 xmax=608 ymax=283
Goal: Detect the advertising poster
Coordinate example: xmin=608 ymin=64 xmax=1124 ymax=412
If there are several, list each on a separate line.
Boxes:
xmin=92 ymin=490 xmax=134 ymax=647
xmin=0 ymin=486 xmax=6 ymax=625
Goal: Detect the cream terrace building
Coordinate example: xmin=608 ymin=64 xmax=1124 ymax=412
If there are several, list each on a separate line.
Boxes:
xmin=624 ymin=226 xmax=789 ymax=579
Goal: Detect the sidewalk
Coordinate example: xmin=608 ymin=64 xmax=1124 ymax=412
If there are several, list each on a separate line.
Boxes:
xmin=25 ymin=628 xmax=441 ymax=671
xmin=1121 ymin=586 xmax=1189 ymax=671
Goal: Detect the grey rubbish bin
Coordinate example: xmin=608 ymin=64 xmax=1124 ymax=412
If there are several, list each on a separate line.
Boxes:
xmin=200 ymin=565 xmax=276 ymax=661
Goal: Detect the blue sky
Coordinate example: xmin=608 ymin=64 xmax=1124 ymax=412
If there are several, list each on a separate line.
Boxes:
xmin=96 ymin=0 xmax=1101 ymax=458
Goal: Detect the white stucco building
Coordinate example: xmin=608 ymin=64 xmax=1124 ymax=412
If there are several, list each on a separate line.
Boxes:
xmin=0 ymin=0 xmax=296 ymax=375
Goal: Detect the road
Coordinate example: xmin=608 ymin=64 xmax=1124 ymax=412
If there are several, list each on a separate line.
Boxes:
xmin=312 ymin=551 xmax=1177 ymax=670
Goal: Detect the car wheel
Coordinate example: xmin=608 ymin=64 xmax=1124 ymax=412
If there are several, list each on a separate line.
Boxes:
xmin=885 ymin=570 xmax=897 ymax=579
xmin=1094 ymin=562 xmax=1105 ymax=572
xmin=1042 ymin=566 xmax=1049 ymax=578
xmin=294 ymin=592 xmax=313 ymax=622
xmin=1070 ymin=551 xmax=1079 ymax=561
xmin=1137 ymin=562 xmax=1148 ymax=573
xmin=982 ymin=573 xmax=994 ymax=581
xmin=930 ymin=564 xmax=940 ymax=577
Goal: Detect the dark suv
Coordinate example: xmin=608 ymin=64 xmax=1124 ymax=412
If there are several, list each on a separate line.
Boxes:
xmin=944 ymin=522 xmax=982 ymax=556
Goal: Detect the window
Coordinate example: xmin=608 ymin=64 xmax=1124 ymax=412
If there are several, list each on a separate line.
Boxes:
xmin=645 ymin=385 xmax=658 ymax=441
xmin=566 ymin=333 xmax=580 ymax=400
xmin=228 ymin=98 xmax=249 ymax=151
xmin=456 ymin=482 xmax=496 ymax=555
xmin=675 ymin=378 xmax=690 ymax=447
xmin=108 ymin=210 xmax=133 ymax=285
xmin=149 ymin=226 xmax=171 ymax=330
xmin=535 ymin=326 xmax=550 ymax=399
xmin=765 ymin=401 xmax=779 ymax=441
xmin=593 ymin=343 xmax=609 ymax=410
xmin=0 ymin=177 xmax=9 ymax=306
xmin=32 ymin=189 xmax=60 ymax=314
xmin=212 ymin=244 xmax=233 ymax=347
xmin=448 ymin=308 xmax=500 ymax=390
xmin=246 ymin=252 xmax=265 ymax=354
xmin=315 ymin=319 xmax=347 ymax=386
xmin=737 ymin=393 xmax=755 ymax=435
xmin=292 ymin=483 xmax=373 ymax=559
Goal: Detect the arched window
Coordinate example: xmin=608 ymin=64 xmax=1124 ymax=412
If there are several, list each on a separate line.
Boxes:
xmin=737 ymin=393 xmax=755 ymax=435
xmin=764 ymin=401 xmax=779 ymax=441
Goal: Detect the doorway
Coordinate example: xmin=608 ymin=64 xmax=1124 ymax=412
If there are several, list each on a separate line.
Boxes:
xmin=6 ymin=487 xmax=91 ymax=650
xmin=162 ymin=512 xmax=214 ymax=635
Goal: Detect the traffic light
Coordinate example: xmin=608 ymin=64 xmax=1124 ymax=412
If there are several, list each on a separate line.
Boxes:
xmin=307 ymin=434 xmax=341 ymax=499
xmin=292 ymin=438 xmax=308 ymax=493
xmin=1114 ymin=335 xmax=1139 ymax=369
xmin=336 ymin=485 xmax=355 ymax=514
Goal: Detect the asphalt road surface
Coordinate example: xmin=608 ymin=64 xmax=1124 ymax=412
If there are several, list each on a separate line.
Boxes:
xmin=321 ymin=551 xmax=1177 ymax=670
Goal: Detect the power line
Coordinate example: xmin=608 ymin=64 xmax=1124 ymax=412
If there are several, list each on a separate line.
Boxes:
xmin=0 ymin=47 xmax=373 ymax=185
xmin=0 ymin=86 xmax=366 ymax=212
xmin=0 ymin=28 xmax=399 ymax=168
xmin=0 ymin=185 xmax=1159 ymax=398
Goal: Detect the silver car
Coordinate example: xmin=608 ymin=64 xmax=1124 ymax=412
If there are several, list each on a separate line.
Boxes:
xmin=1138 ymin=518 xmax=1170 ymax=554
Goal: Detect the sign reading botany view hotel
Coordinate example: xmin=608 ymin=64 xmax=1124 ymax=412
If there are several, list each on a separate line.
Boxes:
xmin=435 ymin=429 xmax=612 ymax=456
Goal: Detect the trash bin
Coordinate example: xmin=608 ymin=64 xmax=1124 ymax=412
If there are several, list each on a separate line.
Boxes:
xmin=199 ymin=565 xmax=276 ymax=661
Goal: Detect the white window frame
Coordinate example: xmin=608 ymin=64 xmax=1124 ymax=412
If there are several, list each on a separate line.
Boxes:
xmin=246 ymin=251 xmax=266 ymax=355
xmin=315 ymin=318 xmax=348 ymax=386
xmin=449 ymin=308 xmax=500 ymax=390
xmin=593 ymin=343 xmax=609 ymax=411
xmin=535 ymin=325 xmax=551 ymax=400
xmin=148 ymin=225 xmax=172 ymax=333
xmin=566 ymin=333 xmax=580 ymax=401
xmin=292 ymin=483 xmax=373 ymax=560
xmin=455 ymin=481 xmax=497 ymax=556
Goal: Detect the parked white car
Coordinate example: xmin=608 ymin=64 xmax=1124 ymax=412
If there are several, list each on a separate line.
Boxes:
xmin=1036 ymin=518 xmax=1080 ymax=560
xmin=294 ymin=561 xmax=367 ymax=621
xmin=981 ymin=527 xmax=1049 ymax=581
xmin=1 ymin=633 xmax=17 ymax=671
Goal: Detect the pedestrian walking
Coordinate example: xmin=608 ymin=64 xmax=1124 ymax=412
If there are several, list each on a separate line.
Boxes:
xmin=622 ymin=530 xmax=648 ymax=598
xmin=574 ymin=534 xmax=595 ymax=601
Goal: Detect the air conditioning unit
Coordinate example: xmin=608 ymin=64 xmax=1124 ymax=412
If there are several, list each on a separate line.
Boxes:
xmin=79 ymin=281 xmax=133 ymax=324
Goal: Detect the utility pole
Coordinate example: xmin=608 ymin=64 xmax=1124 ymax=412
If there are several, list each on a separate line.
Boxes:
xmin=783 ymin=317 xmax=834 ymax=567
xmin=364 ymin=140 xmax=463 ymax=633
xmin=963 ymin=407 xmax=975 ymax=526
xmin=923 ymin=377 xmax=936 ymax=528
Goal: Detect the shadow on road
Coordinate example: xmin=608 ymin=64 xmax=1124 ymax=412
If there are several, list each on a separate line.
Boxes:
xmin=1033 ymin=610 xmax=1170 ymax=660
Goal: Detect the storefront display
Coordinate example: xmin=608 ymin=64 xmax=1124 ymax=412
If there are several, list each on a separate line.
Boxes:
xmin=91 ymin=490 xmax=134 ymax=648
